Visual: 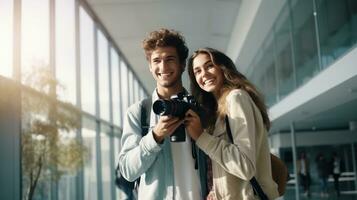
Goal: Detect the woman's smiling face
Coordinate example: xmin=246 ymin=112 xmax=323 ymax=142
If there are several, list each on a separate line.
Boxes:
xmin=192 ymin=53 xmax=224 ymax=97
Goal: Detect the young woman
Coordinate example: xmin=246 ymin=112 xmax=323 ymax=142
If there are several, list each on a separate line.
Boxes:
xmin=184 ymin=48 xmax=279 ymax=200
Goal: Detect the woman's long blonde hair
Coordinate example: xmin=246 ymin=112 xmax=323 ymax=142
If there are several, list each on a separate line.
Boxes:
xmin=187 ymin=48 xmax=271 ymax=130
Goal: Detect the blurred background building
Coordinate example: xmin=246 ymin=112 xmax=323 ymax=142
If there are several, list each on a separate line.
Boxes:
xmin=0 ymin=0 xmax=356 ymax=199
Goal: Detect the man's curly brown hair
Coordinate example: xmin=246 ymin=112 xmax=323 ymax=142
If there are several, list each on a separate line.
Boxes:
xmin=142 ymin=28 xmax=189 ymax=65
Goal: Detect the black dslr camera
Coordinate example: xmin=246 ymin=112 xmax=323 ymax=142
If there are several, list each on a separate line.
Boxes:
xmin=153 ymin=93 xmax=202 ymax=142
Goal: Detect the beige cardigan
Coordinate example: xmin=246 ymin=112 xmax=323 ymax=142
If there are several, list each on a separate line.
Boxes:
xmin=196 ymin=89 xmax=279 ymax=200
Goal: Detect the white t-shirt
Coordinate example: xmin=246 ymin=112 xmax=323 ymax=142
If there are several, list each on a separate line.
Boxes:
xmin=170 ymin=131 xmax=201 ymax=200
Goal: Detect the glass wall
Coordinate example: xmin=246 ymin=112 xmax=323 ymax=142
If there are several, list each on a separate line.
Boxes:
xmin=0 ymin=0 xmax=13 ymax=78
xmin=56 ymin=0 xmax=76 ymax=104
xmin=0 ymin=0 xmax=148 ymax=199
xmin=82 ymin=127 xmax=98 ymax=200
xmin=246 ymin=1 xmax=357 ymax=199
xmin=248 ymin=0 xmax=357 ymax=106
xmin=291 ymin=0 xmax=320 ymax=87
xmin=113 ymin=129 xmax=122 ymax=199
xmin=111 ymin=48 xmax=121 ymax=126
xmin=21 ymin=0 xmax=49 ymax=84
xmin=97 ymin=30 xmax=110 ymax=122
xmin=274 ymin=4 xmax=295 ymax=100
xmin=120 ymin=61 xmax=129 ymax=118
xmin=316 ymin=0 xmax=357 ymax=68
xmin=80 ymin=7 xmax=96 ymax=115
xmin=100 ymin=124 xmax=112 ymax=200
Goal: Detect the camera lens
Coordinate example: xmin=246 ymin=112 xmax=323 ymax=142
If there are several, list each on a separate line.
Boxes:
xmin=153 ymin=99 xmax=171 ymax=115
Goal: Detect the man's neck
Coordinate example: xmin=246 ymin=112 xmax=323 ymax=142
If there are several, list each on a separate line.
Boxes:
xmin=157 ymin=85 xmax=184 ymax=99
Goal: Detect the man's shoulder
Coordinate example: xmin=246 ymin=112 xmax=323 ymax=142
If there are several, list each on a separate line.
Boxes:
xmin=127 ymin=98 xmax=152 ymax=115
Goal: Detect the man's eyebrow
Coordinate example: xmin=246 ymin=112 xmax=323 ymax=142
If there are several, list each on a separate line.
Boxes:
xmin=166 ymin=55 xmax=177 ymax=59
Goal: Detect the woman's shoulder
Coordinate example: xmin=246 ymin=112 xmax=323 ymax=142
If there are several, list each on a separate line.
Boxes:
xmin=225 ymin=88 xmax=251 ymax=103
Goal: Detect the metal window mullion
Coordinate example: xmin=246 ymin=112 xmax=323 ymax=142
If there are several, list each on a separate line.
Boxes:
xmin=118 ymin=56 xmax=123 ymax=129
xmin=272 ymin=23 xmax=280 ymax=103
xmin=312 ymin=0 xmax=323 ymax=71
xmin=108 ymin=45 xmax=113 ymax=124
xmin=351 ymin=143 xmax=357 ymax=191
xmin=49 ymin=0 xmax=59 ymax=199
xmin=287 ymin=0 xmax=297 ymax=89
xmin=109 ymin=126 xmax=116 ymax=200
xmin=74 ymin=0 xmax=84 ymax=199
xmin=95 ymin=121 xmax=103 ymax=200
xmin=93 ymin=26 xmax=103 ymax=200
xmin=290 ymin=122 xmax=300 ymax=200
xmin=94 ymin=28 xmax=100 ymax=119
xmin=108 ymin=44 xmax=116 ymax=200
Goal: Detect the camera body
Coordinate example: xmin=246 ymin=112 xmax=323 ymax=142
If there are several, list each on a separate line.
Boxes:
xmin=153 ymin=93 xmax=201 ymax=142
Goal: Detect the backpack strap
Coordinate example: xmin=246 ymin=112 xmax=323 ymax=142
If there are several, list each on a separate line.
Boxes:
xmin=225 ymin=116 xmax=269 ymax=200
xmin=140 ymin=97 xmax=152 ymax=136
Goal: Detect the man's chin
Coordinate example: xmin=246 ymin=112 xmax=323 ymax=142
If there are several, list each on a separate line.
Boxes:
xmin=159 ymin=81 xmax=181 ymax=88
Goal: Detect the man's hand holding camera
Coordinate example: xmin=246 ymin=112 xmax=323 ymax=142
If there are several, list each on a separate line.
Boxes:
xmin=152 ymin=116 xmax=183 ymax=143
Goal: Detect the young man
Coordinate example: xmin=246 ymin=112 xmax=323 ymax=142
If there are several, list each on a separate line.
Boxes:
xmin=118 ymin=29 xmax=208 ymax=200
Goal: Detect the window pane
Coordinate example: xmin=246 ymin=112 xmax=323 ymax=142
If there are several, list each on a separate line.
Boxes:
xmin=21 ymin=92 xmax=52 ymax=199
xmin=111 ymin=49 xmax=121 ymax=126
xmin=80 ymin=7 xmax=95 ymax=114
xmin=250 ymin=34 xmax=277 ymax=107
xmin=21 ymin=0 xmax=49 ymax=83
xmin=114 ymin=134 xmax=122 ymax=199
xmin=0 ymin=0 xmax=13 ymax=78
xmin=56 ymin=0 xmax=76 ymax=104
xmin=120 ymin=61 xmax=129 ymax=119
xmin=82 ymin=127 xmax=98 ymax=200
xmin=100 ymin=124 xmax=112 ymax=200
xmin=274 ymin=4 xmax=295 ymax=99
xmin=58 ymin=130 xmax=77 ymax=200
xmin=97 ymin=30 xmax=110 ymax=121
xmin=133 ymin=78 xmax=138 ymax=102
xmin=291 ymin=0 xmax=319 ymax=87
xmin=128 ymin=70 xmax=133 ymax=105
xmin=316 ymin=0 xmax=357 ymax=68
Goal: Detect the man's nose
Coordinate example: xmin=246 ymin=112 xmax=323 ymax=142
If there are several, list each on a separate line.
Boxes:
xmin=159 ymin=60 xmax=168 ymax=69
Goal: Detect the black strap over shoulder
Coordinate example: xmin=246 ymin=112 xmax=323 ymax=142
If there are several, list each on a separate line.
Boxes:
xmin=140 ymin=97 xmax=151 ymax=136
xmin=225 ymin=116 xmax=269 ymax=200
xmin=115 ymin=97 xmax=152 ymax=196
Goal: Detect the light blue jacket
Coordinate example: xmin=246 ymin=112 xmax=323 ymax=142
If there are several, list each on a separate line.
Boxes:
xmin=118 ymin=90 xmax=208 ymax=200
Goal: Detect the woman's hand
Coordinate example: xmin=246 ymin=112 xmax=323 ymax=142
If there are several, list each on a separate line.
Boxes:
xmin=184 ymin=109 xmax=203 ymax=141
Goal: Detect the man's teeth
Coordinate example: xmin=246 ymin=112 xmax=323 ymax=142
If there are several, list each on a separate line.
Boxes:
xmin=159 ymin=72 xmax=172 ymax=76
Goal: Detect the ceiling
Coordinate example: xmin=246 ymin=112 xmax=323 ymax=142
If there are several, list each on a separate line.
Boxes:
xmin=86 ymin=0 xmax=241 ymax=93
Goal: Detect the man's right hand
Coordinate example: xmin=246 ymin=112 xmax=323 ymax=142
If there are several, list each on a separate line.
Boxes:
xmin=152 ymin=116 xmax=183 ymax=143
